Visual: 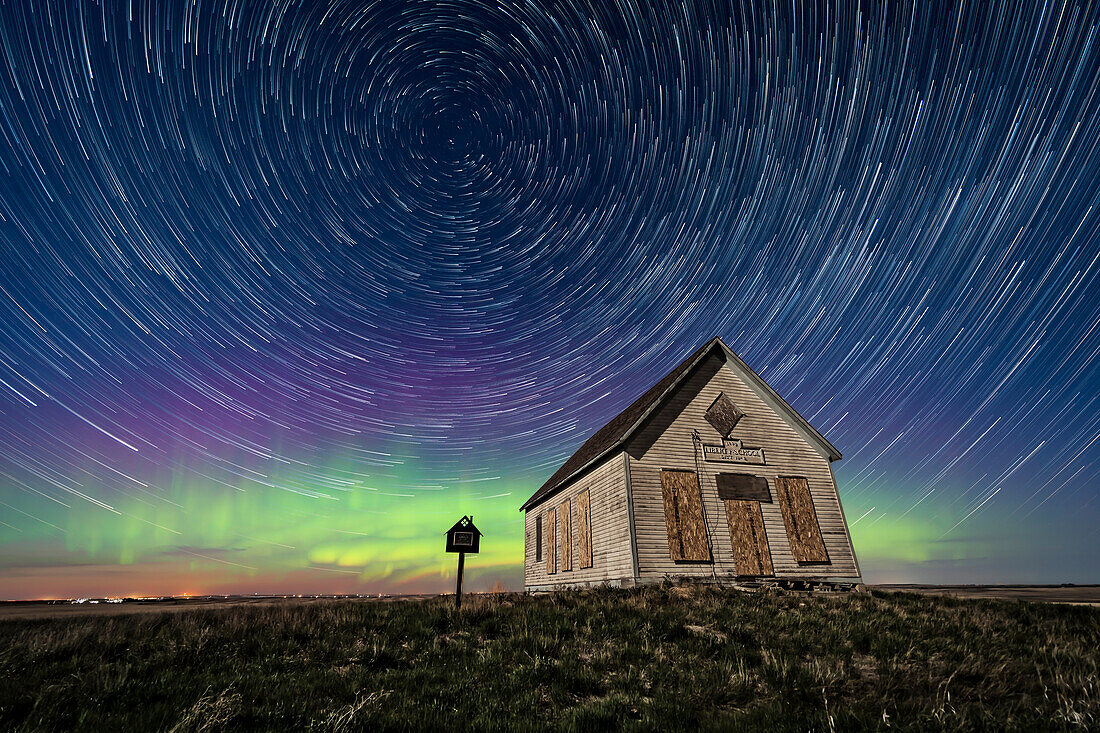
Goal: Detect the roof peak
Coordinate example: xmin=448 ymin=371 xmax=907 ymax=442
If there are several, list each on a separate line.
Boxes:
xmin=519 ymin=336 xmax=841 ymax=512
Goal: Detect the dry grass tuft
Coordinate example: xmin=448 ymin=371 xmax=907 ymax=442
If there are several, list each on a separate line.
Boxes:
xmin=167 ymin=685 xmax=239 ymax=733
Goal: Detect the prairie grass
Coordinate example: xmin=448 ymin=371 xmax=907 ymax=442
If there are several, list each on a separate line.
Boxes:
xmin=1 ymin=585 xmax=1097 ymax=731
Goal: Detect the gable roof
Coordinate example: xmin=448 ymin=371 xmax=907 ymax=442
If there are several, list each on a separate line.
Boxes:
xmin=446 ymin=515 xmax=483 ymax=536
xmin=520 ymin=337 xmax=842 ymax=512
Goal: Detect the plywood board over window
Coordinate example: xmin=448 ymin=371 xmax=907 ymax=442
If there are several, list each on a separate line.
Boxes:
xmin=576 ymin=489 xmax=592 ymax=569
xmin=776 ymin=476 xmax=829 ymax=563
xmin=559 ymin=499 xmax=572 ymax=571
xmin=705 ymin=391 xmax=745 ymax=438
xmin=715 ymin=473 xmax=771 ymax=503
xmin=545 ymin=507 xmax=557 ymax=574
xmin=724 ymin=499 xmax=774 ymax=576
xmin=660 ymin=469 xmax=711 ymax=562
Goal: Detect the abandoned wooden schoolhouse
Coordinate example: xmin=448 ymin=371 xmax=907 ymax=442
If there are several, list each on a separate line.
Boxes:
xmin=521 ymin=337 xmax=861 ymax=590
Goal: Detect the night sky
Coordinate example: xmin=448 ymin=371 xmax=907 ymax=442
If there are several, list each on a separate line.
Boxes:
xmin=1 ymin=1 xmax=1098 ymax=600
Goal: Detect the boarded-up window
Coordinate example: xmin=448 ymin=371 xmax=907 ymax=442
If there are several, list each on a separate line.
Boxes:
xmin=660 ymin=470 xmax=711 ymax=562
xmin=545 ymin=507 xmax=557 ymax=574
xmin=705 ymin=392 xmax=744 ymax=438
xmin=776 ymin=476 xmax=829 ymax=563
xmin=724 ymin=499 xmax=774 ymax=576
xmin=559 ymin=499 xmax=572 ymax=572
xmin=716 ymin=473 xmax=771 ymax=502
xmin=576 ymin=489 xmax=592 ymax=569
xmin=535 ymin=515 xmax=543 ymax=562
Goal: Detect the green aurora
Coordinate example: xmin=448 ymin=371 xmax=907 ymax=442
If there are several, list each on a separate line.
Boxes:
xmin=2 ymin=453 xmax=1093 ymax=600
xmin=1 ymin=452 xmax=528 ymax=599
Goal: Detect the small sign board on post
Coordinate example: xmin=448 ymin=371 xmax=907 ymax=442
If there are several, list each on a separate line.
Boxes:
xmin=445 ymin=516 xmax=482 ymax=609
xmin=446 ymin=516 xmax=481 ymax=554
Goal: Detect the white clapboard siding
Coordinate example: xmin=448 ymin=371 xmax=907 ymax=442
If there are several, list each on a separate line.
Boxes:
xmin=625 ymin=351 xmax=860 ymax=582
xmin=524 ymin=452 xmax=634 ymax=590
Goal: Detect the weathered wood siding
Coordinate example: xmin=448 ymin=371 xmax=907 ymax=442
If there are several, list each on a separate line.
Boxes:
xmin=524 ymin=451 xmax=633 ymax=590
xmin=624 ymin=351 xmax=860 ymax=582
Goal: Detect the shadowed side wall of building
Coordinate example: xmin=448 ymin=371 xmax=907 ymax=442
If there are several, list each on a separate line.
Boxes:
xmin=524 ymin=451 xmax=633 ymax=590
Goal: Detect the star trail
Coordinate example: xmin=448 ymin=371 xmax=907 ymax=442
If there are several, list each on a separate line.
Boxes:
xmin=1 ymin=0 xmax=1098 ymax=598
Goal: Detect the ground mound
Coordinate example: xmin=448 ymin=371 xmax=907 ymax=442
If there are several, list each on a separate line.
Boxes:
xmin=2 ymin=585 xmax=1097 ymax=730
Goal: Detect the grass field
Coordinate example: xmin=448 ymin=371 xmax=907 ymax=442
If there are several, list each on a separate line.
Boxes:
xmin=1 ymin=585 xmax=1097 ymax=731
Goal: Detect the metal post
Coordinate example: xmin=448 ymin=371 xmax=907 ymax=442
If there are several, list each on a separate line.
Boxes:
xmin=455 ymin=551 xmax=465 ymax=610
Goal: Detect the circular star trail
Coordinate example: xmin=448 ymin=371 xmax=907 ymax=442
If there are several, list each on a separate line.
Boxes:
xmin=0 ymin=1 xmax=1098 ymax=594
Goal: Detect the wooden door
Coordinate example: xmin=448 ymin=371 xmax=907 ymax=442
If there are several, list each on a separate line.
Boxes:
xmin=724 ymin=499 xmax=774 ymax=576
